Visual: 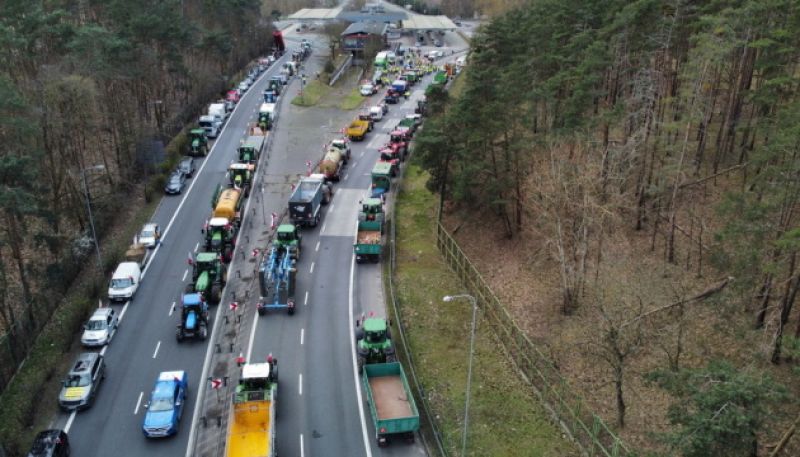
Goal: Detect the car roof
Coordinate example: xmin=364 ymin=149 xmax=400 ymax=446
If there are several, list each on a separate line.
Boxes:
xmin=89 ymin=307 xmax=114 ymax=319
xmin=70 ymin=353 xmax=99 ymax=374
xmin=180 ymin=156 xmax=193 ymax=163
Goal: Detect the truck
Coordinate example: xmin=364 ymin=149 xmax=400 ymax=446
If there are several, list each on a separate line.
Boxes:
xmin=225 ymin=361 xmax=277 ymax=457
xmin=238 ymin=125 xmax=266 ymax=166
xmin=176 ymin=293 xmax=209 ymax=341
xmin=187 ymin=128 xmax=209 ymax=156
xmin=186 ymin=252 xmax=227 ymax=305
xmin=228 ymin=163 xmax=255 ymax=198
xmin=329 ymin=138 xmax=351 ymax=162
xmin=374 ymin=51 xmax=389 ymax=69
xmin=319 ymin=148 xmax=345 ymax=182
xmin=203 ymin=217 xmax=236 ymax=263
xmin=354 ymin=199 xmax=384 ymax=264
xmin=391 ymin=80 xmax=408 ymax=94
xmin=257 ymin=244 xmax=296 ymax=316
xmin=288 ymin=177 xmax=325 ymax=227
xmin=258 ymin=103 xmax=276 ymax=130
xmin=362 ymin=362 xmax=419 ymax=447
xmin=346 ymin=118 xmax=371 ymax=141
xmin=370 ymin=162 xmax=393 ymax=199
xmin=272 ymin=30 xmax=285 ymax=54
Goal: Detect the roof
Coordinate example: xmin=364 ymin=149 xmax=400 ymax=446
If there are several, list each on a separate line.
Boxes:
xmin=229 ymin=163 xmax=255 ymax=171
xmin=287 ymin=7 xmax=342 ymax=20
xmin=259 ymin=103 xmax=275 ymax=113
xmin=363 ymin=198 xmax=383 ymax=206
xmin=182 ymin=293 xmax=202 ymax=306
xmin=338 ymin=11 xmax=406 ymax=23
xmin=341 ymin=21 xmax=388 ymax=37
xmin=363 ymin=317 xmax=387 ymax=332
xmin=372 ymin=162 xmax=393 ymax=174
xmin=72 ymin=353 xmax=99 ymax=373
xmin=89 ymin=307 xmax=114 ymax=319
xmin=196 ymin=252 xmax=217 ymax=262
xmin=158 ymin=370 xmax=186 ymax=382
xmin=401 ymin=15 xmax=457 ymax=30
xmin=242 ymin=363 xmax=271 ymax=380
xmin=277 ymin=224 xmax=295 ymax=233
xmin=208 ymin=217 xmax=228 ymax=227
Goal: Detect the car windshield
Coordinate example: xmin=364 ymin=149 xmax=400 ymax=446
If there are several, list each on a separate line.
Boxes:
xmin=86 ymin=319 xmax=106 ymax=330
xmin=149 ymin=396 xmax=174 ymax=412
xmin=141 ymin=229 xmax=154 ymax=238
xmin=66 ymin=373 xmax=91 ymax=387
xmin=111 ymin=278 xmax=133 ymax=288
xmin=169 ymin=176 xmax=181 ymax=184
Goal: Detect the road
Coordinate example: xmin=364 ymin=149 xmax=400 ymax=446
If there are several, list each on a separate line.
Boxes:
xmin=50 ymin=20 xmax=464 ymax=457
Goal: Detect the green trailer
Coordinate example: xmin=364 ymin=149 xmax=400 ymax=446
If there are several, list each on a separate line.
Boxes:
xmin=362 ymin=362 xmax=419 ymax=447
xmin=354 ymin=220 xmax=382 ymax=263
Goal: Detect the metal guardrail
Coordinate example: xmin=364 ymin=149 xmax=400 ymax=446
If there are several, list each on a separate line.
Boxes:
xmin=329 ymin=54 xmax=353 ymax=86
xmin=434 ymin=215 xmax=633 ymax=457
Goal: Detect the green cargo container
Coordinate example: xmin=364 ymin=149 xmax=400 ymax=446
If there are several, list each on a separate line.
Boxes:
xmin=354 ymin=220 xmax=382 ymax=263
xmin=362 ymin=362 xmax=419 ymax=447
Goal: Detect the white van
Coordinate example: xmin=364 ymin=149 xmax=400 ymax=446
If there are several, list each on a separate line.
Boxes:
xmin=108 ymin=262 xmax=142 ymax=303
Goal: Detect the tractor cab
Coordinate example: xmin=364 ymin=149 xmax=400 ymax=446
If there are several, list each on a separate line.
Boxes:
xmin=358 ymin=198 xmax=385 ymax=224
xmin=273 ymin=224 xmax=302 ymax=260
xmin=258 ymin=103 xmax=274 ymax=130
xmin=378 ymin=148 xmax=399 ymax=176
xmin=238 ymin=142 xmax=259 ymax=165
xmin=384 ymin=89 xmax=399 ymax=104
xmin=263 ymin=89 xmax=278 ymax=103
xmin=371 ymin=162 xmax=393 ymax=199
xmin=268 ymin=77 xmax=282 ymax=95
xmin=188 ymin=129 xmax=209 ymax=157
xmin=228 ymin=163 xmax=254 ymax=190
xmin=356 ymin=316 xmax=395 ymax=369
xmin=235 ymin=362 xmax=277 ymax=403
xmin=187 ymin=252 xmax=225 ymax=304
xmin=330 ymin=138 xmax=351 ymax=160
xmin=176 ymin=293 xmax=209 ymax=341
xmin=203 ymin=217 xmax=235 ymax=262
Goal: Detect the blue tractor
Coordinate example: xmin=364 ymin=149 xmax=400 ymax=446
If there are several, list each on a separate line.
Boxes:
xmin=176 ymin=293 xmax=209 ymax=341
xmin=257 ymin=245 xmax=297 ymax=316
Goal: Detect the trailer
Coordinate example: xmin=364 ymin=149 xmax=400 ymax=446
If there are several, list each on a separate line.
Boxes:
xmin=288 ymin=178 xmax=324 ymax=227
xmin=362 ymin=362 xmax=419 ymax=447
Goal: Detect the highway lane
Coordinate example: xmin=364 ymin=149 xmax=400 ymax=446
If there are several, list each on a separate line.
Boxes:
xmin=53 ymin=43 xmax=296 ymax=457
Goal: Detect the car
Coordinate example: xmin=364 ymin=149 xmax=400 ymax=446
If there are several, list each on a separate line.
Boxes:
xmin=226 ymin=90 xmax=240 ymax=104
xmin=58 ymin=353 xmax=105 ymax=411
xmin=81 ymin=307 xmax=118 ymax=347
xmin=143 ymin=371 xmax=188 ymax=438
xmin=164 ymin=171 xmax=186 ymax=195
xmin=138 ymin=222 xmax=161 ymax=248
xmin=27 ymin=429 xmax=70 ymax=457
xmin=428 ymin=50 xmax=444 ymax=59
xmin=360 ymin=84 xmax=377 ymax=96
xmin=380 ymin=103 xmax=389 ymax=115
xmin=238 ymin=82 xmax=249 ymax=93
xmin=434 ymin=39 xmax=443 ymax=47
xmin=178 ymin=156 xmax=195 ymax=178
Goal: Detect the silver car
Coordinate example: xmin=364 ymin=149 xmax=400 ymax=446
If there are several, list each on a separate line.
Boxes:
xmin=58 ymin=352 xmax=105 ymax=411
xmin=138 ymin=222 xmax=161 ymax=248
xmin=81 ymin=307 xmax=118 ymax=347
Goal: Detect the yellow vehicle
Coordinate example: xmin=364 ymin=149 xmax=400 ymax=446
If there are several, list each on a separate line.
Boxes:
xmin=346 ymin=118 xmax=371 ymax=141
xmin=213 ymin=188 xmax=243 ymax=226
xmin=225 ymin=362 xmax=277 ymax=457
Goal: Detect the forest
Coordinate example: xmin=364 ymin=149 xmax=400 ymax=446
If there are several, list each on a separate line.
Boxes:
xmin=416 ymin=0 xmax=800 ymax=455
xmin=0 ymin=0 xmax=272 ymax=389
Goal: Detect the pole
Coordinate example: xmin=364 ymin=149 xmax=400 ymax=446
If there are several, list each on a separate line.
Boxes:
xmin=462 ymin=296 xmax=477 ymax=457
xmin=81 ymin=170 xmax=103 ymax=269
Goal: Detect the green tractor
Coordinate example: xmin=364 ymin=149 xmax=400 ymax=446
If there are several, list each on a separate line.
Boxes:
xmin=203 ymin=217 xmax=236 ymax=263
xmin=273 ymin=224 xmax=302 ymax=260
xmin=188 ymin=128 xmax=209 ymax=157
xmin=355 ymin=316 xmax=396 ymax=371
xmin=186 ymin=252 xmax=227 ymax=305
xmin=228 ymin=163 xmax=255 ymax=197
xmin=358 ymin=198 xmax=385 ymax=228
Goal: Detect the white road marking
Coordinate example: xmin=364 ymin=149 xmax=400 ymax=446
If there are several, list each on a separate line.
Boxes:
xmin=169 ymin=301 xmax=176 ymax=316
xmin=182 ymin=269 xmax=188 ymax=281
xmin=118 ymin=301 xmax=130 ymax=323
xmin=64 ymin=411 xmax=77 ymax=433
xmin=352 ymin=160 xmax=358 ymax=167
xmin=100 ymin=346 xmax=108 ymax=356
xmin=194 ymin=242 xmax=199 ymax=253
xmin=300 ymin=433 xmax=305 ymax=457
xmin=321 ymin=221 xmax=327 ymax=233
xmin=300 ymin=328 xmax=305 ymax=345
xmin=304 ymin=291 xmax=309 ymax=305
xmin=349 ymin=254 xmax=374 ymax=457
xmin=152 ymin=341 xmax=161 ymax=359
xmin=360 ymin=150 xmax=365 ymax=157
xmin=309 ymin=262 xmax=315 ymax=274
xmin=298 ymin=373 xmax=303 ymax=396
xmin=246 ymin=309 xmax=259 ymax=363
xmin=315 ymin=241 xmax=320 ymax=252
xmin=329 ymin=202 xmax=335 ymax=211
xmin=134 ymin=391 xmax=144 ymax=415
xmin=344 ymin=173 xmax=349 ymax=180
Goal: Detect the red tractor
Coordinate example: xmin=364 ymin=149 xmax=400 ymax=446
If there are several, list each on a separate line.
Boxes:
xmin=378 ymin=147 xmax=400 ymax=177
xmin=385 ymin=131 xmax=408 ymax=161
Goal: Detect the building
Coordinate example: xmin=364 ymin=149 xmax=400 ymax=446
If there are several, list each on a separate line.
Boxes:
xmin=340 ymin=21 xmax=389 ymax=52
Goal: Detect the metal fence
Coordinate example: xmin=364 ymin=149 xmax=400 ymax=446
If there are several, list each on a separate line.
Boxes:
xmin=434 ymin=219 xmax=633 ymax=457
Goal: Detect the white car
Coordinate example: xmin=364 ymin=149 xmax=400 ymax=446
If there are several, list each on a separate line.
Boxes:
xmin=238 ymin=82 xmax=249 ymax=93
xmin=428 ymin=50 xmax=444 ymax=59
xmin=81 ymin=307 xmax=118 ymax=347
xmin=138 ymin=223 xmax=161 ymax=248
xmin=360 ymin=84 xmax=376 ymax=96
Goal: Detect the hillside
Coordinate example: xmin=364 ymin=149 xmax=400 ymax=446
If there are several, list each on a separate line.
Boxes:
xmin=416 ymin=0 xmax=800 ymax=455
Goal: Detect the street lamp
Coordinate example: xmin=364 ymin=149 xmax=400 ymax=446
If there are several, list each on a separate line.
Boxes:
xmin=76 ymin=164 xmax=105 ymax=269
xmin=443 ymin=293 xmax=478 ymax=457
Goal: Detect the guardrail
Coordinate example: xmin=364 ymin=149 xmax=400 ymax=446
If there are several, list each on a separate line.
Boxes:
xmin=329 ymin=54 xmax=353 ymax=86
xmin=434 ymin=213 xmax=633 ymax=457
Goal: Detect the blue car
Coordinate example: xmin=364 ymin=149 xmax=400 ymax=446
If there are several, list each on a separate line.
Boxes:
xmin=142 ymin=371 xmax=188 ymax=438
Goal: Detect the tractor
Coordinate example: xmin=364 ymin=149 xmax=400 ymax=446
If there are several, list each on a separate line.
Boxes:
xmin=228 ymin=163 xmax=255 ymax=197
xmin=273 ymin=224 xmax=302 ymax=261
xmin=370 ymin=162 xmax=392 ymax=199
xmin=176 ymin=293 xmax=209 ymax=341
xmin=188 ymin=129 xmax=209 ymax=157
xmin=329 ymin=138 xmax=351 ymax=162
xmin=355 ymin=316 xmax=396 ymax=370
xmin=358 ymin=198 xmax=385 ymax=228
xmin=386 ymin=131 xmax=408 ymax=161
xmin=203 ymin=217 xmax=236 ymax=263
xmin=186 ymin=252 xmax=227 ymax=305
xmin=378 ymin=147 xmax=399 ymax=177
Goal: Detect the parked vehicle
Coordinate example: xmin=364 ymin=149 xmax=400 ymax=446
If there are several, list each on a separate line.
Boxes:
xmin=238 ymin=124 xmax=266 ymax=167
xmin=346 ymin=118 xmax=371 ymax=141
xmin=288 ymin=177 xmax=325 ymax=227
xmin=164 ymin=171 xmax=186 ymax=194
xmin=226 ymin=90 xmax=241 ymax=104
xmin=224 ymin=361 xmax=277 ymax=457
xmin=212 ymin=187 xmax=243 ymax=228
xmin=272 ymin=30 xmax=285 ymax=54
xmin=178 ymin=156 xmax=195 ymax=178
xmin=355 ymin=316 xmax=395 ymax=369
xmin=258 ymin=103 xmax=276 ymax=130
xmin=360 ymin=83 xmax=377 ymax=96
xmin=199 ymin=103 xmax=226 ymax=139
xmin=108 ymin=261 xmax=142 ymax=302
xmin=27 ymin=429 xmax=70 ymax=457
xmin=185 ymin=252 xmax=227 ymax=305
xmin=228 ymin=163 xmax=256 ymax=199
xmin=81 ymin=307 xmax=118 ymax=347
xmin=58 ymin=352 xmax=105 ymax=411
xmin=354 ymin=198 xmax=384 ymax=264
xmin=371 ymin=162 xmax=392 ymax=199
xmin=187 ymin=128 xmax=209 ymax=156
xmin=362 ymin=362 xmax=419 ymax=446
xmin=143 ymin=371 xmax=188 ymax=438
xmin=137 ymin=222 xmax=161 ymax=248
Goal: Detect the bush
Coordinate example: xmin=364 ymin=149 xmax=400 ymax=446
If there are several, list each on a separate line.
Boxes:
xmin=324 ymin=59 xmax=336 ymax=74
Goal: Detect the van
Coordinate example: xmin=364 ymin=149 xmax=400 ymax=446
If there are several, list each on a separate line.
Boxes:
xmin=108 ymin=262 xmax=142 ymax=303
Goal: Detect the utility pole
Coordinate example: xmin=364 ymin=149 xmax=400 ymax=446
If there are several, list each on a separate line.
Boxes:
xmin=443 ymin=294 xmax=479 ymax=456
xmin=77 ymin=165 xmax=105 ymax=270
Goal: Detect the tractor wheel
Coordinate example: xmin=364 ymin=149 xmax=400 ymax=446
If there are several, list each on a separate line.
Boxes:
xmin=386 ymin=327 xmax=392 ymax=340
xmin=185 ymin=283 xmax=195 ymax=294
xmin=288 ymin=306 xmax=295 ymax=316
xmin=244 ymin=186 xmax=250 ymax=198
xmin=176 ymin=329 xmax=184 ymax=342
xmin=257 ymin=307 xmax=266 ymax=316
xmin=200 ymin=324 xmax=208 ymax=340
xmin=386 ymin=354 xmax=397 ymax=363
xmin=221 ymin=270 xmax=228 ymax=286
xmin=223 ymin=246 xmax=233 ymax=263
xmin=210 ymin=284 xmax=221 ymax=305
xmin=357 ymin=356 xmax=365 ymax=373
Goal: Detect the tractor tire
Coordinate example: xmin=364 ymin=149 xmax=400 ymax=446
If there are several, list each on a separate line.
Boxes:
xmin=244 ymin=186 xmax=250 ymax=198
xmin=288 ymin=306 xmax=295 ymax=316
xmin=200 ymin=324 xmax=208 ymax=340
xmin=223 ymin=246 xmax=233 ymax=264
xmin=357 ymin=356 xmax=365 ymax=373
xmin=221 ymin=270 xmax=228 ymax=286
xmin=386 ymin=354 xmax=397 ymax=363
xmin=185 ymin=283 xmax=195 ymax=294
xmin=176 ymin=329 xmax=184 ymax=342
xmin=257 ymin=307 xmax=266 ymax=316
xmin=355 ymin=328 xmax=365 ymax=340
xmin=210 ymin=284 xmax=221 ymax=305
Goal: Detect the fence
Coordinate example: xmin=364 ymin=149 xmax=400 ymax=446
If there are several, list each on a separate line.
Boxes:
xmin=329 ymin=54 xmax=353 ymax=86
xmin=434 ymin=219 xmax=633 ymax=457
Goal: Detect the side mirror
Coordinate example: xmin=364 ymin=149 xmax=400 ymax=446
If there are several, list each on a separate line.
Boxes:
xmin=144 ymin=402 xmax=149 ymax=409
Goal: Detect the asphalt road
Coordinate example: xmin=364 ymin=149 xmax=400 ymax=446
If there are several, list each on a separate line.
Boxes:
xmin=49 ymin=21 xmax=462 ymax=457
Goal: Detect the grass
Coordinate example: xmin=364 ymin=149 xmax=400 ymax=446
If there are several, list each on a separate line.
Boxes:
xmin=291 ymin=80 xmax=330 ymax=107
xmin=339 ymin=88 xmax=365 ymax=111
xmin=391 ymin=163 xmax=577 ymax=456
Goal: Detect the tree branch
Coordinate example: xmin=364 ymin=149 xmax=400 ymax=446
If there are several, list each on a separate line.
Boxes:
xmin=620 ymin=277 xmax=733 ymax=329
